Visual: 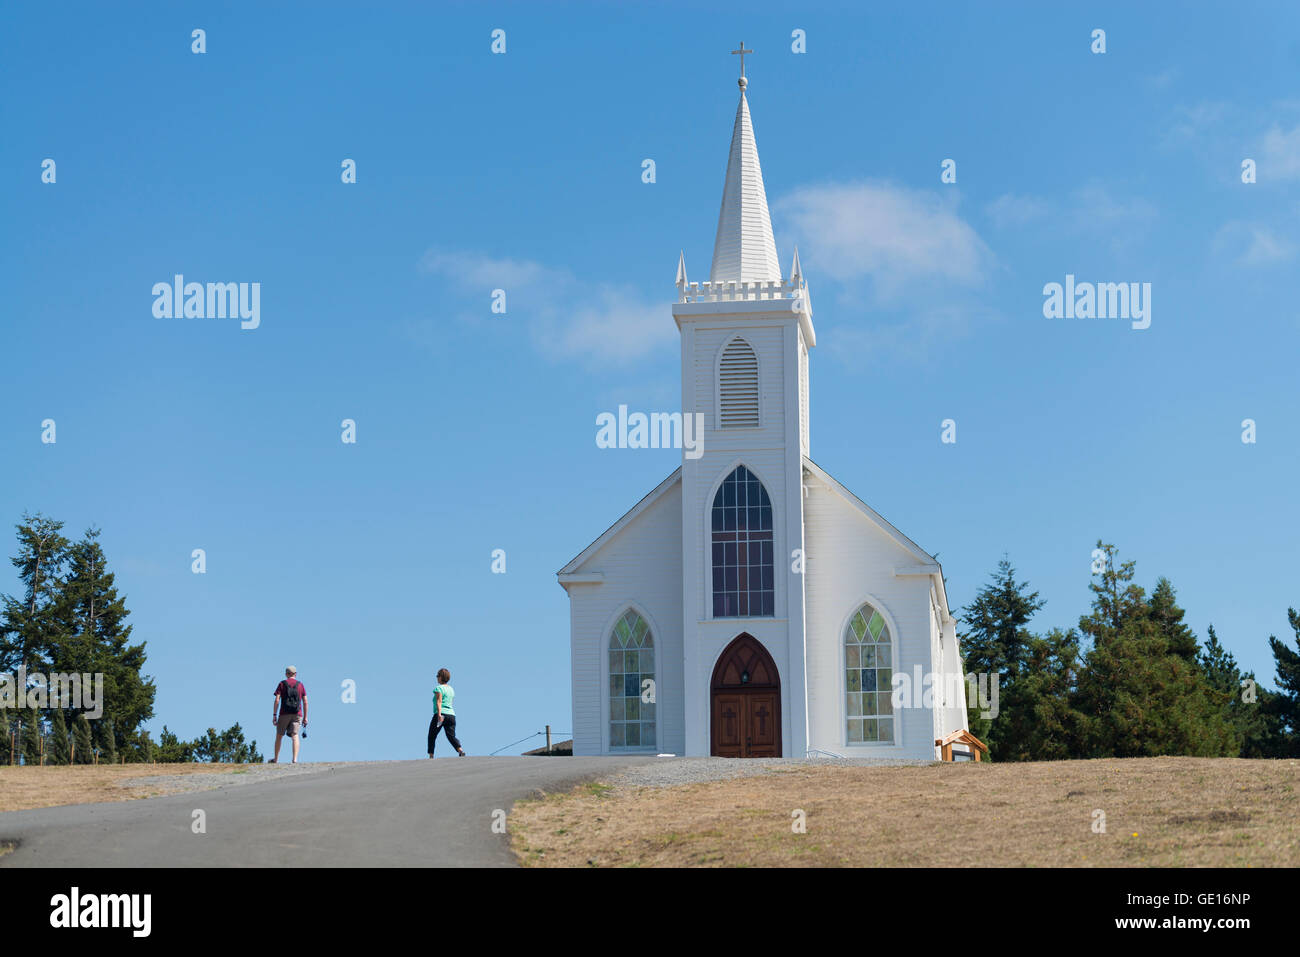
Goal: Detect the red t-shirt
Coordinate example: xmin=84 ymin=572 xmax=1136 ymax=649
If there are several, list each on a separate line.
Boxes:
xmin=276 ymin=678 xmax=306 ymax=714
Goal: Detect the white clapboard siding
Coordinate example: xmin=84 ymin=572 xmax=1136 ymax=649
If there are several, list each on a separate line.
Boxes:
xmin=567 ymin=479 xmax=684 ymax=756
xmin=799 ymin=338 xmax=809 ymax=456
xmin=802 ymin=468 xmax=941 ymax=761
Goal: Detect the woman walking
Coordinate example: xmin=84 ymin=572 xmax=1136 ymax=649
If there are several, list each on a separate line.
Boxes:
xmin=428 ymin=668 xmax=466 ymax=757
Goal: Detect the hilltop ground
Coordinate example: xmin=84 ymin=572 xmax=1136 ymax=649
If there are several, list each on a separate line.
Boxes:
xmin=509 ymin=756 xmax=1300 ymax=867
xmin=0 ymin=762 xmax=333 ymax=812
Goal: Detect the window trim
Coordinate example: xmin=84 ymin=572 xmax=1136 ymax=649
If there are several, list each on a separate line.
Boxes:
xmin=706 ymin=462 xmax=778 ymax=621
xmin=838 ymin=596 xmax=904 ymax=750
xmin=602 ymin=603 xmax=660 ymax=754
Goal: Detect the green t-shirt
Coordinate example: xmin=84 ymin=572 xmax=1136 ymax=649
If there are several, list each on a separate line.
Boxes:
xmin=434 ymin=683 xmax=455 ymax=716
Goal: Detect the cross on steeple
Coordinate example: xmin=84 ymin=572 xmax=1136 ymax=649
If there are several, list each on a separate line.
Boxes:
xmin=731 ymin=42 xmax=752 ymax=79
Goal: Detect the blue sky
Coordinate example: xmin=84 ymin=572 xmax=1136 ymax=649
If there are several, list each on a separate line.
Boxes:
xmin=2 ymin=2 xmax=1298 ymax=760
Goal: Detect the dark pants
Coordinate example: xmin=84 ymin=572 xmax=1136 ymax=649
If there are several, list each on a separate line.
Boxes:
xmin=428 ymin=714 xmax=462 ymax=755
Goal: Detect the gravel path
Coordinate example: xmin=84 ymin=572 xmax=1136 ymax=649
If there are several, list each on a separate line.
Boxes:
xmin=115 ymin=761 xmax=361 ymax=798
xmin=607 ymin=756 xmax=930 ymax=790
xmin=112 ymin=757 xmax=934 ymax=798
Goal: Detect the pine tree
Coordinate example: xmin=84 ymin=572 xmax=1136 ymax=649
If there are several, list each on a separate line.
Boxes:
xmin=1200 ymin=624 xmax=1278 ymax=757
xmin=132 ymin=730 xmax=155 ymax=763
xmin=96 ymin=717 xmax=118 ymax=764
xmin=0 ymin=708 xmax=11 ymax=764
xmin=1073 ymin=543 xmax=1235 ymax=757
xmin=72 ymin=713 xmax=94 ymax=764
xmin=959 ymin=557 xmax=1045 ymax=681
xmin=174 ymin=724 xmax=265 ymax=763
xmin=22 ymin=707 xmax=44 ymax=765
xmin=994 ymin=628 xmax=1083 ymax=761
xmin=57 ymin=529 xmax=156 ymax=750
xmin=1264 ymin=608 xmax=1300 ymax=757
xmin=959 ymin=557 xmax=1053 ymax=758
xmin=156 ymin=725 xmax=192 ymax=762
xmin=1147 ymin=578 xmax=1200 ymax=663
xmin=48 ymin=709 xmax=71 ymax=764
xmin=0 ymin=514 xmax=71 ymax=678
xmin=1080 ymin=541 xmax=1148 ymax=638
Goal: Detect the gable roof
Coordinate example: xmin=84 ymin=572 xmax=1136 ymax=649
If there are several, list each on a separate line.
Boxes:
xmin=556 ymin=458 xmax=952 ymax=620
xmin=556 ymin=468 xmax=681 ymax=582
xmin=802 ymin=456 xmax=953 ymax=619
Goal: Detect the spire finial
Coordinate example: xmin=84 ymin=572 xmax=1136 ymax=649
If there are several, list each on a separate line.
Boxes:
xmin=709 ymin=58 xmax=781 ymax=284
xmin=731 ymin=41 xmax=752 ymax=90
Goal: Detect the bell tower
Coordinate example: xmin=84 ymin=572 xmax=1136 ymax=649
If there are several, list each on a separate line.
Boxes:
xmin=672 ymin=52 xmax=816 ymax=756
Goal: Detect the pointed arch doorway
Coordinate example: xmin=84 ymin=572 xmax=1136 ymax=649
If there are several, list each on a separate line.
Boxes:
xmin=710 ymin=633 xmax=782 ymax=757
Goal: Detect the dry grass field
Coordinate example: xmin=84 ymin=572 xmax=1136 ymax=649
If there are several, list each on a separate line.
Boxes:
xmin=510 ymin=757 xmax=1300 ymax=867
xmin=0 ymin=764 xmax=249 ymax=812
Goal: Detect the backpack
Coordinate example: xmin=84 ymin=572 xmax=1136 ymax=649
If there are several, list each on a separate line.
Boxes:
xmin=281 ymin=679 xmax=301 ymax=714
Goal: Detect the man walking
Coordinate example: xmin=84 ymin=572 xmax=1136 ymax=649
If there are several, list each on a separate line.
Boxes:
xmin=272 ymin=666 xmax=308 ymax=763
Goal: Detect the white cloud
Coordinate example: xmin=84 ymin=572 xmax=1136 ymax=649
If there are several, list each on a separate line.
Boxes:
xmin=1144 ymin=68 xmax=1179 ymax=91
xmin=773 ymin=181 xmax=992 ymax=298
xmin=418 ymin=250 xmax=676 ymax=365
xmin=984 ymin=186 xmax=1155 ymax=246
xmin=1260 ymin=123 xmax=1300 ymax=180
xmin=826 ymin=304 xmax=1000 ymax=364
xmin=1165 ymin=101 xmax=1227 ymax=143
xmin=1213 ymin=222 xmax=1296 ymax=265
xmin=771 ymin=181 xmax=996 ymax=361
xmin=985 ymin=193 xmax=1050 ymax=229
xmin=420 ymin=250 xmax=551 ymax=290
xmin=1070 ymin=183 xmax=1158 ymax=232
xmin=1057 ymin=183 xmax=1159 ymax=255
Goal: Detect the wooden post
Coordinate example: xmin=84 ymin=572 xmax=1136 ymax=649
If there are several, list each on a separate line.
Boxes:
xmin=545 ymin=725 xmax=552 ymax=754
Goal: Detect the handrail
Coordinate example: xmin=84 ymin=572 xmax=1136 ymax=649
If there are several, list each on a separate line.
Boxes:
xmin=805 ymin=748 xmax=845 ymax=759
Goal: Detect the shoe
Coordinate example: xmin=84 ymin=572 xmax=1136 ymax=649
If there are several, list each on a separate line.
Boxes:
xmin=269 ymin=759 xmax=276 ymax=764
xmin=458 ymin=750 xmax=466 ymax=757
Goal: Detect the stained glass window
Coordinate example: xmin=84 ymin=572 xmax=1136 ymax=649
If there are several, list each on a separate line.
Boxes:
xmin=711 ymin=465 xmax=775 ymax=617
xmin=844 ymin=603 xmax=894 ymax=744
xmin=609 ymin=609 xmax=655 ymax=750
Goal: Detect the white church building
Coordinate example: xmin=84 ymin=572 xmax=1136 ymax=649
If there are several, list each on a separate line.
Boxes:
xmin=558 ymin=66 xmax=969 ymax=760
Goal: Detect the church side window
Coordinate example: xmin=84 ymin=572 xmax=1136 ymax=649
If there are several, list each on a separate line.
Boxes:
xmin=845 ymin=603 xmax=894 ymax=744
xmin=609 ymin=609 xmax=655 ymax=750
xmin=711 ymin=465 xmax=775 ymax=617
xmin=718 ymin=338 xmax=760 ymax=428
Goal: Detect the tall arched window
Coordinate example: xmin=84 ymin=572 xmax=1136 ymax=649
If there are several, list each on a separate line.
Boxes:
xmin=845 ymin=602 xmax=894 ymax=744
xmin=609 ymin=609 xmax=655 ymax=750
xmin=711 ymin=465 xmax=774 ymax=617
xmin=718 ymin=338 xmax=759 ymax=428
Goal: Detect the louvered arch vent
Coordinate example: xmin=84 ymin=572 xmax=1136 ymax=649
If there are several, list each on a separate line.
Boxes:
xmin=719 ymin=338 xmax=759 ymax=428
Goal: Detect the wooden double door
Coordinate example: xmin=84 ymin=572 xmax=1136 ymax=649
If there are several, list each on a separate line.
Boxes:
xmin=710 ymin=633 xmax=782 ymax=758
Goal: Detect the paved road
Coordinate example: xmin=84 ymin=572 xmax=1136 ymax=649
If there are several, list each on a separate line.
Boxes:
xmin=0 ymin=757 xmax=657 ymax=867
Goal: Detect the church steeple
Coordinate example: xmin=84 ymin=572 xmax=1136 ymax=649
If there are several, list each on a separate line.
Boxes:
xmin=709 ymin=50 xmax=781 ymax=284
